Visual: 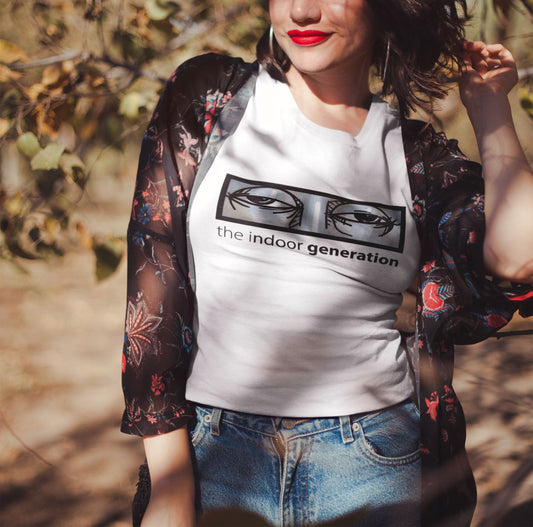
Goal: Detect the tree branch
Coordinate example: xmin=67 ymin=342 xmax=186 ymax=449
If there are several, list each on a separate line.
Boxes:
xmin=8 ymin=49 xmax=86 ymax=70
xmin=492 ymin=329 xmax=533 ymax=339
xmin=8 ymin=49 xmax=167 ymax=84
xmin=166 ymin=3 xmax=250 ymax=50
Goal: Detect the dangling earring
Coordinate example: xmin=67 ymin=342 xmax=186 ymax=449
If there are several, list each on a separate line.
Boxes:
xmin=382 ymin=39 xmax=391 ymax=87
xmin=269 ymin=25 xmax=275 ymax=57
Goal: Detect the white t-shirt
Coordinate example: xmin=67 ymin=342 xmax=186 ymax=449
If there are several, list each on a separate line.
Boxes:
xmin=186 ymin=68 xmax=420 ymax=417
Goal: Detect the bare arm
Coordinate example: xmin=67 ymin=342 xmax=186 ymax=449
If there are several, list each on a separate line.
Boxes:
xmin=141 ymin=428 xmax=195 ymax=527
xmin=460 ymin=41 xmax=533 ymax=283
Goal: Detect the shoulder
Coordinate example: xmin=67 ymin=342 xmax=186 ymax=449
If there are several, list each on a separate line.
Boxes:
xmin=164 ymin=53 xmax=257 ymax=104
xmin=401 ymin=118 xmax=481 ymax=184
xmin=401 ymin=119 xmax=460 ymax=157
xmin=402 ymin=118 xmax=479 ymax=167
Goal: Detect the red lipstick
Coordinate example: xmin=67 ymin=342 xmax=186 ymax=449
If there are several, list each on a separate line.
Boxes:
xmin=288 ymin=30 xmax=331 ymax=46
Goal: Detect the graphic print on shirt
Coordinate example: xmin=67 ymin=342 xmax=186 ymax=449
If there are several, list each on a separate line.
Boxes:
xmin=216 ymin=174 xmax=406 ymax=252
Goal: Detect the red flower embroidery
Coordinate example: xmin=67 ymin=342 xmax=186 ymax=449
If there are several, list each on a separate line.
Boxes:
xmin=425 ymin=392 xmax=440 ymax=421
xmin=125 ymin=297 xmax=162 ymax=367
xmin=203 ymin=90 xmax=232 ymax=134
xmin=177 ymin=130 xmax=199 ymax=167
xmin=486 ymin=312 xmax=508 ymax=328
xmin=422 ymin=281 xmax=454 ymax=318
xmin=422 ymin=261 xmax=436 ymax=273
xmin=151 ymin=374 xmax=165 ymax=396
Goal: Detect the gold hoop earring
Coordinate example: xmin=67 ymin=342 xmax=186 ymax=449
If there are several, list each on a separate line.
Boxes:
xmin=269 ymin=25 xmax=275 ymax=56
xmin=382 ymin=39 xmax=391 ymax=87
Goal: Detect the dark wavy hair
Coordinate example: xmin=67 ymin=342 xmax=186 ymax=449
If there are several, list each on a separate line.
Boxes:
xmin=256 ymin=0 xmax=469 ymax=117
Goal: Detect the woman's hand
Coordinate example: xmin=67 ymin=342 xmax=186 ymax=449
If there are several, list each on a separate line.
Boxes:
xmin=141 ymin=428 xmax=196 ymax=527
xmin=459 ymin=40 xmax=519 ymax=112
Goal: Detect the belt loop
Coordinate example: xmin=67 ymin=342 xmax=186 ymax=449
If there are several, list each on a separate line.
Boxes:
xmin=339 ymin=415 xmax=354 ymax=444
xmin=210 ymin=407 xmax=222 ymax=436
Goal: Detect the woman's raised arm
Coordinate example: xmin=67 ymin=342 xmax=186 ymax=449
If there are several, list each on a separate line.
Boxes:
xmin=460 ymin=40 xmax=533 ymax=283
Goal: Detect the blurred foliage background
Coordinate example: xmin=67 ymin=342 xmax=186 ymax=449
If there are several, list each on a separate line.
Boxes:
xmin=0 ymin=0 xmax=269 ymax=280
xmin=0 ymin=0 xmax=532 ymax=280
xmin=0 ymin=2 xmax=532 ymax=526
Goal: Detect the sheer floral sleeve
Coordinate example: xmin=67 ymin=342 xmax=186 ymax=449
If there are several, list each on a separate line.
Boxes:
xmin=120 ymin=54 xmax=256 ymax=436
xmin=120 ymin=92 xmax=196 ymax=436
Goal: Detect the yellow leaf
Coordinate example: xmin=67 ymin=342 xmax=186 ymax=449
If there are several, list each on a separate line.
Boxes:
xmin=0 ymin=39 xmax=28 ymax=64
xmin=44 ymin=217 xmax=61 ymax=237
xmin=0 ymin=118 xmax=10 ymax=138
xmin=4 ymin=192 xmax=29 ymax=217
xmin=90 ymin=76 xmax=105 ymax=89
xmin=75 ymin=221 xmax=93 ymax=250
xmin=0 ymin=64 xmax=23 ymax=82
xmin=41 ymin=64 xmax=64 ymax=87
xmin=26 ymin=83 xmax=46 ymax=101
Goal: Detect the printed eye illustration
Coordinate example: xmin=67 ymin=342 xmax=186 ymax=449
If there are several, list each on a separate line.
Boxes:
xmin=226 ymin=185 xmax=303 ymax=228
xmin=326 ymin=200 xmax=400 ymax=237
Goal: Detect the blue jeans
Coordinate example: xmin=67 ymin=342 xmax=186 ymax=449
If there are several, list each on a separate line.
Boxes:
xmin=189 ymin=400 xmax=421 ymax=526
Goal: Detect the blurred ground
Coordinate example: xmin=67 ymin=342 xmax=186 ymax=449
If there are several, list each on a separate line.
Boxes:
xmin=0 ymin=170 xmax=532 ymax=527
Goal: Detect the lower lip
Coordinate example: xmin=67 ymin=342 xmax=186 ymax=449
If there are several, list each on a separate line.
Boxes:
xmin=289 ymin=35 xmax=330 ymax=46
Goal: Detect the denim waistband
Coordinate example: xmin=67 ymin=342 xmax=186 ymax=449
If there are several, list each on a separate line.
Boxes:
xmin=193 ymin=399 xmax=416 ymax=443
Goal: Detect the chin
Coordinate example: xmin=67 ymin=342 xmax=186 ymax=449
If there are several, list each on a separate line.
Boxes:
xmin=283 ymin=46 xmax=372 ymax=80
xmin=286 ymin=55 xmax=340 ymax=76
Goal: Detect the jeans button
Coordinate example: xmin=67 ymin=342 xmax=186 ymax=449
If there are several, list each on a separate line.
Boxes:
xmin=352 ymin=422 xmax=360 ymax=432
xmin=281 ymin=418 xmax=298 ymax=429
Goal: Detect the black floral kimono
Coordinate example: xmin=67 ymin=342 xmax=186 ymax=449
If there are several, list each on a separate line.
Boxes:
xmin=120 ymin=53 xmax=533 ymax=526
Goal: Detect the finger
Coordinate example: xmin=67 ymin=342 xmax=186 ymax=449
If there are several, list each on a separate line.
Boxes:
xmin=484 ymin=43 xmax=515 ymax=63
xmin=485 ymin=57 xmax=503 ymax=69
xmin=466 ymin=40 xmax=487 ymax=51
xmin=497 ymin=47 xmax=516 ymax=67
xmin=469 ymin=40 xmax=491 ymax=58
xmin=486 ymin=43 xmax=505 ymax=51
xmin=470 ymin=55 xmax=490 ymax=73
xmin=464 ymin=42 xmax=491 ymax=64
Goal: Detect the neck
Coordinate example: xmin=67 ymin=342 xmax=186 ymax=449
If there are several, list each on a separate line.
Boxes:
xmin=286 ymin=63 xmax=373 ymax=136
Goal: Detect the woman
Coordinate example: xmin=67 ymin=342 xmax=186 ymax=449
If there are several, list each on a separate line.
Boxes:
xmin=121 ymin=1 xmax=533 ymax=526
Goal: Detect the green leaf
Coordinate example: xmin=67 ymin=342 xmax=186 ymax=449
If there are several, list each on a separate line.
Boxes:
xmin=16 ymin=132 xmax=41 ymax=159
xmin=31 ymin=143 xmax=65 ymax=171
xmin=520 ymin=89 xmax=533 ymax=120
xmin=119 ymin=92 xmax=147 ymax=122
xmin=93 ymin=236 xmax=125 ymax=282
xmin=145 ymin=0 xmax=180 ymax=21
